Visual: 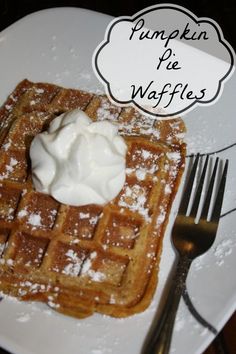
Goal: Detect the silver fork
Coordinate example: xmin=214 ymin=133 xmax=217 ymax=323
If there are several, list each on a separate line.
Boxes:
xmin=142 ymin=154 xmax=228 ymax=354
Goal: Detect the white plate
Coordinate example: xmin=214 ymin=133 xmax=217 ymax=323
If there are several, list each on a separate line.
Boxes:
xmin=0 ymin=7 xmax=236 ymax=354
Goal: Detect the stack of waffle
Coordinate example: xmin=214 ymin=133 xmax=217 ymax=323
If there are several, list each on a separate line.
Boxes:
xmin=0 ymin=79 xmax=185 ymax=318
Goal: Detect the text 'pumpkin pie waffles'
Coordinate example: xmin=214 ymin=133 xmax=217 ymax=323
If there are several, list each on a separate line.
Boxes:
xmin=0 ymin=79 xmax=186 ymax=318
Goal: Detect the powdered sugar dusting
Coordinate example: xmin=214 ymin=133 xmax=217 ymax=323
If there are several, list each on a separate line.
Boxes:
xmin=0 ymin=157 xmax=19 ymax=180
xmin=97 ymin=98 xmax=121 ymax=121
xmin=81 ymin=252 xmax=106 ymax=282
xmin=156 ymin=206 xmax=166 ymax=226
xmin=79 ymin=212 xmax=90 ymax=219
xmin=118 ymin=184 xmax=151 ymax=222
xmin=2 ymin=139 xmax=12 ymax=151
xmin=18 ymin=209 xmax=28 ymax=218
xmin=62 ymin=249 xmax=84 ymax=276
xmin=166 ymin=151 xmax=181 ymax=162
xmin=16 ymin=312 xmax=31 ymax=323
xmin=214 ymin=238 xmax=235 ymax=266
xmin=28 ymin=213 xmax=42 ymax=227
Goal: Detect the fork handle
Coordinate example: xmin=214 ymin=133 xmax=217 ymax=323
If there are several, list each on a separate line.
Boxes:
xmin=142 ymin=255 xmax=192 ymax=354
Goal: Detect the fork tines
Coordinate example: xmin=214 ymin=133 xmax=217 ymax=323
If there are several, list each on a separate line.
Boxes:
xmin=179 ymin=154 xmax=228 ymax=223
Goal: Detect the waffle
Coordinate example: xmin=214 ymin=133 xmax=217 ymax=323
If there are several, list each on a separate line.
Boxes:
xmin=0 ymin=79 xmax=186 ymax=318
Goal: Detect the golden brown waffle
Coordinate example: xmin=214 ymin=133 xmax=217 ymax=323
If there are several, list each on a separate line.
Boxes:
xmin=0 ymin=79 xmax=186 ymax=318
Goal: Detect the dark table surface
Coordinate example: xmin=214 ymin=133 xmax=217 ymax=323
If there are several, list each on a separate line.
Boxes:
xmin=0 ymin=0 xmax=236 ymax=50
xmin=0 ymin=1 xmax=235 ymax=354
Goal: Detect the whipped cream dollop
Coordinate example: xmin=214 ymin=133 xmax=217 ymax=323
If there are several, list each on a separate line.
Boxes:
xmin=30 ymin=109 xmax=127 ymax=206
